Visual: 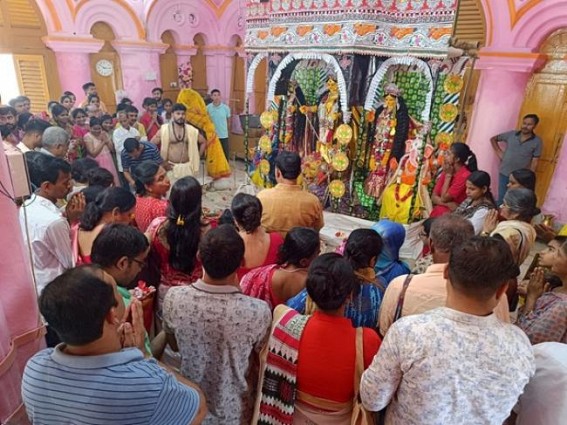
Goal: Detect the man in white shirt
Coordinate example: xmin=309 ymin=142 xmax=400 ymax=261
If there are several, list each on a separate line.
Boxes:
xmin=19 ymin=155 xmax=80 ymax=295
xmin=361 ymin=236 xmax=535 ymax=425
xmin=513 ymin=342 xmax=567 ymax=425
xmin=113 ymin=111 xmax=140 ymax=188
xmin=16 ymin=119 xmax=51 ymax=153
xmin=39 ymin=127 xmax=69 ymax=158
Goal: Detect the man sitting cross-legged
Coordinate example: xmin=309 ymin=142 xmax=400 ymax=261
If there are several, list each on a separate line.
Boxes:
xmin=22 ymin=265 xmax=207 ymax=425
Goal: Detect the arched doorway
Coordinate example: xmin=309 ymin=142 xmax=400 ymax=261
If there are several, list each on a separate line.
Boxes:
xmin=518 ymin=29 xmax=567 ymax=205
xmin=159 ymin=30 xmax=180 ymax=102
xmin=89 ymin=22 xmax=124 ymax=112
xmin=192 ymin=34 xmax=208 ymax=97
xmin=0 ymin=0 xmax=60 ymax=112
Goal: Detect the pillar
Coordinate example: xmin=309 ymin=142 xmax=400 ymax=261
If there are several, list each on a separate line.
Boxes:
xmin=174 ymin=45 xmax=198 ymax=72
xmin=111 ymin=41 xmax=168 ymax=107
xmin=42 ymin=37 xmax=104 ymax=98
xmin=465 ymin=51 xmax=543 ymax=191
xmin=203 ymin=46 xmax=236 ymax=99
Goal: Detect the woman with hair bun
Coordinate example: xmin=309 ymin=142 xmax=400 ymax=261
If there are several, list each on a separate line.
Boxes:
xmin=231 ymin=193 xmax=284 ymax=280
xmin=240 ymin=227 xmax=320 ymax=310
xmin=146 ymin=176 xmax=216 ymax=309
xmin=507 ymin=168 xmax=536 ymax=192
xmin=133 ymin=161 xmax=170 ymax=232
xmin=454 ymin=170 xmax=497 ymax=234
xmin=72 ymin=187 xmax=135 ymax=264
xmin=253 ymin=253 xmax=381 ymax=423
xmin=431 ymin=142 xmax=478 ymax=218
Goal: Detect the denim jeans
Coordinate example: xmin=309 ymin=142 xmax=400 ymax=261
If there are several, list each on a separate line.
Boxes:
xmin=498 ymin=173 xmax=509 ymax=206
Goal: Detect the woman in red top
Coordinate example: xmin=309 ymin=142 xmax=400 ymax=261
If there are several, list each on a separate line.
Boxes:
xmin=430 ymin=142 xmax=478 ymax=218
xmin=231 ymin=193 xmax=284 ymax=280
xmin=240 ymin=227 xmax=320 ymax=310
xmin=133 ymin=161 xmax=170 ymax=232
xmin=71 ymin=187 xmax=136 ymax=265
xmin=253 ymin=253 xmax=381 ymax=424
xmin=146 ymin=176 xmax=216 ymax=311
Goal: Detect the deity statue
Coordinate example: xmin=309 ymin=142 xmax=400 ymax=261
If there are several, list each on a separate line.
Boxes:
xmin=380 ymin=129 xmax=434 ymax=224
xmin=176 ymin=61 xmax=231 ymax=179
xmin=364 ymin=83 xmax=419 ymax=200
xmin=317 ymin=78 xmax=339 ymax=151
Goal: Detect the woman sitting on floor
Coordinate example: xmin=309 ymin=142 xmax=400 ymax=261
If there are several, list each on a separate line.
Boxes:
xmin=454 ymin=170 xmax=497 ymax=234
xmin=133 ymin=161 xmax=170 ymax=232
xmin=253 ymin=253 xmax=381 ymax=425
xmin=240 ymin=227 xmax=320 ymax=310
xmin=231 ymin=193 xmax=284 ymax=280
xmin=146 ymin=176 xmax=216 ymax=310
xmin=287 ymin=228 xmax=385 ymax=328
xmin=72 ymin=187 xmax=135 ymax=265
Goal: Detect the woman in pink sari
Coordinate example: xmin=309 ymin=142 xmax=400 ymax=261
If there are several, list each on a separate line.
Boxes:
xmin=240 ymin=227 xmax=320 ymax=310
xmin=84 ymin=117 xmax=120 ymax=186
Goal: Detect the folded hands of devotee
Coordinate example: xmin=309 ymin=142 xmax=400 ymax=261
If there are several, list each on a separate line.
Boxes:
xmin=482 ymin=209 xmax=499 ymax=235
xmin=65 ymin=192 xmax=86 ymax=224
xmin=119 ymin=298 xmax=147 ymax=355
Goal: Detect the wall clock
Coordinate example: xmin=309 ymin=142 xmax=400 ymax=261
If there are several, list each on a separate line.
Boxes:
xmin=95 ymin=59 xmax=114 ymax=77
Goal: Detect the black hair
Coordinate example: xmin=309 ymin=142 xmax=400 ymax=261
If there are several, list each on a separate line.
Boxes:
xmin=132 ymin=161 xmax=160 ymax=195
xmin=430 ymin=214 xmax=474 ymax=253
xmin=71 ymin=108 xmax=87 ymax=119
xmin=218 ymin=209 xmax=235 ymax=226
xmin=124 ymin=138 xmax=140 ymax=153
xmin=373 ymin=95 xmax=410 ymax=162
xmin=63 ymin=91 xmax=75 ymax=97
xmin=89 ymin=117 xmax=102 ymax=128
xmin=211 ymin=89 xmax=220 ymax=95
xmin=503 ymin=188 xmax=541 ymax=221
xmin=24 ymin=118 xmax=51 ymax=135
xmin=278 ymin=227 xmax=320 ymax=266
xmin=100 ymin=114 xmax=113 ymax=124
xmin=553 ymin=235 xmax=567 ymax=256
xmin=448 ymin=236 xmax=520 ymax=300
xmin=523 ymin=114 xmax=540 ymax=126
xmin=510 ymin=169 xmax=536 ymax=191
xmin=88 ymin=94 xmax=100 ymax=104
xmin=71 ymin=158 xmax=99 ymax=183
xmin=143 ymin=97 xmax=158 ymax=107
xmin=51 ymin=103 xmax=68 ymax=118
xmin=87 ymin=167 xmax=114 ymax=188
xmin=82 ymin=82 xmax=95 ymax=92
xmin=344 ymin=228 xmax=383 ymax=270
xmin=275 ymin=151 xmax=301 ymax=180
xmin=39 ymin=265 xmax=117 ymax=345
xmin=306 ymin=253 xmax=356 ymax=311
xmin=467 ymin=170 xmax=496 ymax=205
xmin=422 ymin=217 xmax=435 ymax=237
xmin=199 ymin=224 xmax=245 ymax=279
xmin=231 ymin=193 xmax=262 ymax=233
xmin=152 ymin=87 xmax=163 ymax=94
xmin=116 ymin=103 xmax=128 ymax=114
xmin=17 ymin=112 xmax=33 ymax=129
xmin=0 ymin=106 xmax=17 ymax=116
xmin=81 ymin=185 xmax=105 ymax=204
xmin=119 ymin=98 xmax=133 ymax=106
xmin=451 ymin=142 xmax=478 ymax=172
xmin=0 ymin=125 xmax=12 ymax=138
xmin=80 ymin=187 xmax=136 ymax=231
xmin=166 ymin=176 xmax=204 ymax=273
xmin=60 ymin=94 xmax=72 ymax=104
xmin=92 ymin=223 xmax=149 ymax=268
xmin=125 ymin=105 xmax=139 ymax=114
xmin=172 ymin=103 xmax=187 ymax=113
xmin=162 ymin=98 xmax=173 ymax=106
xmin=27 ymin=155 xmax=71 ymax=187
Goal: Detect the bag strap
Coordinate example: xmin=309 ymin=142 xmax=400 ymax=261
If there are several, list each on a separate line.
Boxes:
xmin=353 ymin=327 xmax=364 ymax=398
xmin=393 ymin=274 xmax=413 ymax=323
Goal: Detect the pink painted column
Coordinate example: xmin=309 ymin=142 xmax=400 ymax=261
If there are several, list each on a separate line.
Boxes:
xmin=112 ymin=42 xmax=168 ymax=107
xmin=0 ymin=146 xmax=44 ymax=422
xmin=465 ymin=53 xmax=542 ymax=192
xmin=542 ymin=134 xmax=567 ymax=221
xmin=43 ymin=37 xmax=104 ymax=98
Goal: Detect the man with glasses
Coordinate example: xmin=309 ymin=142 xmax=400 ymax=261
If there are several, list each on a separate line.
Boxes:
xmin=91 ymin=223 xmax=153 ymax=355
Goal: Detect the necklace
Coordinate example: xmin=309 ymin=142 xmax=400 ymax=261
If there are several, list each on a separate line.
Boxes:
xmin=394 ymin=182 xmax=413 ymax=207
xmin=173 ymin=123 xmax=186 ymax=142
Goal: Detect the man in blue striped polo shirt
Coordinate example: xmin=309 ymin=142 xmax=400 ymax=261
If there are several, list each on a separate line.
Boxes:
xmin=22 ymin=265 xmax=207 ymax=425
xmin=121 ymin=137 xmax=168 ymax=188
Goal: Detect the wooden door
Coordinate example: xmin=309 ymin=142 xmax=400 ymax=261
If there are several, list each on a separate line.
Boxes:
xmin=160 ymin=31 xmax=179 ymax=102
xmin=518 ymin=78 xmax=567 ymax=204
xmin=253 ymin=59 xmax=267 ymax=113
xmin=13 ymin=54 xmax=50 ymax=113
xmin=231 ymin=54 xmax=245 ymax=114
xmin=192 ymin=34 xmax=208 ymax=97
xmin=89 ymin=51 xmax=122 ymax=113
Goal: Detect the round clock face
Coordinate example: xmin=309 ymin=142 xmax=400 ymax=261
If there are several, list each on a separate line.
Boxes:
xmin=96 ymin=59 xmax=113 ymax=77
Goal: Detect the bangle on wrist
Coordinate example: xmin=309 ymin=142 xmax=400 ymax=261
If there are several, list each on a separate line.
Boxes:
xmin=480 ymin=231 xmax=490 ymax=237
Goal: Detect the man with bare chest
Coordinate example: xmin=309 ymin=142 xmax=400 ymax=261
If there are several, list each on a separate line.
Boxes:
xmin=153 ymin=103 xmax=205 ymax=184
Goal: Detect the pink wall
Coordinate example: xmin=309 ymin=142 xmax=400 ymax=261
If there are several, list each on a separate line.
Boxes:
xmin=35 ymin=0 xmax=245 ymax=110
xmin=468 ymin=0 xmax=567 ymax=222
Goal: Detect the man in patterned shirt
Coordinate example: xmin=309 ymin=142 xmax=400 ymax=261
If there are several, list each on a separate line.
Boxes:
xmin=361 ymin=236 xmax=535 ymax=425
xmin=163 ymin=225 xmax=272 ymax=424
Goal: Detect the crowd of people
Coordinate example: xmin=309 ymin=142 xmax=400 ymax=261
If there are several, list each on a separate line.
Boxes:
xmin=1 ymin=85 xmax=567 ymax=425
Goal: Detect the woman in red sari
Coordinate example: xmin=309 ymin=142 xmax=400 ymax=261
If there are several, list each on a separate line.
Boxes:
xmin=133 ymin=161 xmax=170 ymax=232
xmin=430 ymin=142 xmax=478 ymax=218
xmin=146 ymin=176 xmax=216 ymax=311
xmin=240 ymin=227 xmax=320 ymax=310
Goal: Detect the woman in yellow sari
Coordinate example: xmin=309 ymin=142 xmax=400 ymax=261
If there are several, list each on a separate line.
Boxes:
xmin=177 ymin=61 xmax=231 ymax=179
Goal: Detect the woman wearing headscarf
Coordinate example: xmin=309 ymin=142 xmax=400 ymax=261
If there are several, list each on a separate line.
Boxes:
xmin=371 ymin=219 xmax=410 ymax=286
xmin=482 ymin=187 xmax=539 ymax=311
